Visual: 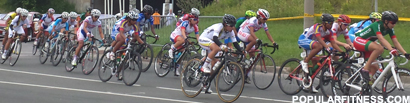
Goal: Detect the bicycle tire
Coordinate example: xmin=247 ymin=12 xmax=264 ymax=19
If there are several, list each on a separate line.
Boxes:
xmin=122 ymin=52 xmax=142 ymax=86
xmin=215 ymin=61 xmax=245 ymax=103
xmin=217 ymin=61 xmax=243 ymax=92
xmin=331 ymin=64 xmax=355 ymax=97
xmin=98 ymin=50 xmax=114 ymax=82
xmin=319 ymin=63 xmax=334 ymax=98
xmin=51 ymin=40 xmax=64 ymax=66
xmin=64 ymin=46 xmax=76 ymax=72
xmin=252 ymin=54 xmax=276 ymax=90
xmin=81 ymin=46 xmax=99 ymax=75
xmin=181 ymin=58 xmax=203 ymax=98
xmin=154 ymin=44 xmax=172 ymax=77
xmin=277 ymin=58 xmax=303 ymax=95
xmin=140 ymin=44 xmax=154 ymax=72
xmin=9 ymin=41 xmax=21 ymax=66
xmin=32 ymin=43 xmax=38 ymax=55
xmin=382 ymin=68 xmax=410 ymax=101
xmin=39 ymin=42 xmax=49 ymax=64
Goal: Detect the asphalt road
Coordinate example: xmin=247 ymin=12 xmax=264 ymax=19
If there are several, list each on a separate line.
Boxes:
xmin=0 ymin=42 xmax=408 ymax=103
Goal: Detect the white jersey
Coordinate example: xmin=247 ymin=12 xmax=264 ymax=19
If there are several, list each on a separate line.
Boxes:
xmin=10 ymin=16 xmax=31 ymax=29
xmin=171 ymin=20 xmax=199 ymax=36
xmin=68 ymin=18 xmax=77 ymax=27
xmin=200 ymin=23 xmax=237 ymax=42
xmin=302 ymin=23 xmax=334 ymax=40
xmin=111 ymin=19 xmax=138 ymax=36
xmin=331 ymin=22 xmax=349 ymax=38
xmin=40 ymin=14 xmax=55 ymax=26
xmin=238 ymin=17 xmax=268 ymax=33
xmin=79 ymin=16 xmax=102 ymax=32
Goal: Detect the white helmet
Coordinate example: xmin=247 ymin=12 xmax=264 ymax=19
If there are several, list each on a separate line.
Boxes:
xmin=115 ymin=13 xmax=122 ymax=19
xmin=257 ymin=9 xmax=270 ymax=19
xmin=69 ymin=12 xmax=78 ymax=18
xmin=20 ymin=9 xmax=29 ymax=16
xmin=191 ymin=8 xmax=200 ymax=16
xmin=127 ymin=11 xmax=139 ymax=19
xmin=48 ymin=8 xmax=55 ymax=14
xmin=61 ymin=12 xmax=70 ymax=18
xmin=90 ymin=9 xmax=101 ymax=16
xmin=16 ymin=7 xmax=22 ymax=14
xmin=132 ymin=8 xmax=140 ymax=14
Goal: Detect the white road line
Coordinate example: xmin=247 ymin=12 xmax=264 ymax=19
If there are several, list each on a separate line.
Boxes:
xmin=0 ymin=80 xmax=201 ymax=103
xmin=0 ymin=68 xmax=140 ymax=86
xmin=156 ymin=86 xmax=292 ymax=103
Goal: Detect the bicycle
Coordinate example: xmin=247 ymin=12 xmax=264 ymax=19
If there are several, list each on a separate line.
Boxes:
xmin=154 ymin=36 xmax=202 ymax=77
xmin=41 ymin=32 xmax=67 ymax=66
xmin=98 ymin=33 xmax=142 ymax=86
xmin=137 ymin=32 xmax=157 ymax=72
xmin=238 ymin=41 xmax=278 ymax=90
xmin=1 ymin=32 xmax=22 ymax=66
xmin=181 ymin=49 xmax=245 ymax=103
xmin=64 ymin=36 xmax=103 ymax=75
xmin=32 ymin=30 xmax=47 ymax=55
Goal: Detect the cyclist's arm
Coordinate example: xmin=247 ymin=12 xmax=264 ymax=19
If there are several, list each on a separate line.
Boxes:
xmin=181 ymin=27 xmax=187 ymax=39
xmin=265 ymin=30 xmax=275 ymax=43
xmin=9 ymin=17 xmax=18 ymax=31
xmin=390 ymin=30 xmax=406 ymax=54
xmin=249 ymin=26 xmax=258 ymax=40
xmin=82 ymin=22 xmax=89 ymax=35
xmin=315 ymin=34 xmax=329 ymax=48
xmin=98 ymin=26 xmax=104 ymax=40
xmin=330 ymin=39 xmax=343 ymax=52
xmin=195 ymin=24 xmax=200 ymax=40
xmin=332 ymin=35 xmax=350 ymax=47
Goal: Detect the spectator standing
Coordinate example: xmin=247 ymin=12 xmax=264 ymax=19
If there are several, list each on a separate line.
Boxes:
xmin=166 ymin=9 xmax=176 ymax=26
xmin=153 ymin=8 xmax=161 ymax=29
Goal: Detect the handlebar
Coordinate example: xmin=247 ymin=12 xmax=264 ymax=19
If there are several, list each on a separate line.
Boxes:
xmin=215 ymin=49 xmax=244 ymax=62
xmin=146 ymin=35 xmax=158 ymax=44
xmin=261 ymin=43 xmax=279 ymax=54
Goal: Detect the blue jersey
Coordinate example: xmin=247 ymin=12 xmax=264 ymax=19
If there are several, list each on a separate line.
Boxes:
xmin=348 ymin=20 xmax=373 ymax=35
xmin=47 ymin=18 xmax=69 ymax=33
xmin=137 ymin=13 xmax=154 ymax=30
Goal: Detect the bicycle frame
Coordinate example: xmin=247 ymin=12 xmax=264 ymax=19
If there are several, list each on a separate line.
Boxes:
xmin=288 ymin=55 xmax=335 ymax=82
xmin=345 ymin=54 xmax=405 ymax=91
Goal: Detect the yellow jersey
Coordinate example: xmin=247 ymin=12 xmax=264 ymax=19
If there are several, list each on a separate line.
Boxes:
xmin=5 ymin=12 xmax=17 ymax=30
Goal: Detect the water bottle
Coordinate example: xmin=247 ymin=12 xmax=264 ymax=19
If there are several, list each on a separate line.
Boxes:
xmin=310 ymin=63 xmax=321 ymax=75
xmin=174 ymin=52 xmax=182 ymax=62
xmin=213 ymin=61 xmax=221 ymax=71
xmin=374 ymin=68 xmax=383 ymax=80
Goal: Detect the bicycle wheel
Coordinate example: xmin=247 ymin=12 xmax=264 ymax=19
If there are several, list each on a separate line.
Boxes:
xmin=180 ymin=58 xmax=203 ymax=98
xmin=217 ymin=61 xmax=242 ymax=92
xmin=9 ymin=41 xmax=21 ymax=66
xmin=122 ymin=53 xmax=142 ymax=86
xmin=319 ymin=63 xmax=335 ymax=98
xmin=277 ymin=58 xmax=303 ymax=95
xmin=383 ymin=68 xmax=410 ymax=101
xmin=64 ymin=47 xmax=76 ymax=72
xmin=81 ymin=46 xmax=99 ymax=75
xmin=331 ymin=64 xmax=355 ymax=97
xmin=252 ymin=54 xmax=276 ymax=90
xmin=140 ymin=44 xmax=153 ymax=72
xmin=154 ymin=44 xmax=172 ymax=77
xmin=215 ymin=62 xmax=245 ymax=103
xmin=51 ymin=40 xmax=64 ymax=66
xmin=98 ymin=50 xmax=114 ymax=82
xmin=32 ymin=43 xmax=38 ymax=55
xmin=39 ymin=42 xmax=49 ymax=64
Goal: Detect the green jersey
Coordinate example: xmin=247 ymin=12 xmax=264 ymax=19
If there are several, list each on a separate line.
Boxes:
xmin=355 ymin=21 xmax=396 ymax=41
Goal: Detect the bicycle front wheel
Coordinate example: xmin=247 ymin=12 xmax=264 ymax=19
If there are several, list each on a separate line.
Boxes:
xmin=181 ymin=58 xmax=203 ymax=98
xmin=154 ymin=44 xmax=171 ymax=77
xmin=122 ymin=53 xmax=142 ymax=86
xmin=81 ymin=46 xmax=99 ymax=75
xmin=51 ymin=40 xmax=64 ymax=66
xmin=252 ymin=54 xmax=276 ymax=90
xmin=277 ymin=58 xmax=303 ymax=95
xmin=39 ymin=43 xmax=49 ymax=64
xmin=382 ymin=68 xmax=410 ymax=101
xmin=64 ymin=46 xmax=76 ymax=72
xmin=215 ymin=62 xmax=245 ymax=103
xmin=98 ymin=50 xmax=114 ymax=82
xmin=140 ymin=44 xmax=153 ymax=72
xmin=9 ymin=41 xmax=22 ymax=66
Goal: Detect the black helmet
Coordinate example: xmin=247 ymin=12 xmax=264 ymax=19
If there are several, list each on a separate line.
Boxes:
xmin=223 ymin=14 xmax=236 ymax=27
xmin=382 ymin=11 xmax=398 ymax=22
xmin=321 ymin=13 xmax=334 ymax=22
xmin=143 ymin=5 xmax=153 ymax=14
xmin=86 ymin=7 xmax=92 ymax=12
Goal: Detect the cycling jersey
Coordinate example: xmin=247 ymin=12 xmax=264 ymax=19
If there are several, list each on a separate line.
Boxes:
xmin=8 ymin=16 xmax=30 ymax=37
xmin=348 ymin=20 xmax=373 ymax=42
xmin=298 ymin=23 xmax=334 ymax=50
xmin=5 ymin=12 xmax=17 ymax=31
xmin=77 ymin=16 xmax=102 ymax=41
xmin=355 ymin=21 xmax=395 ymax=40
xmin=330 ymin=22 xmax=349 ymax=39
xmin=176 ymin=14 xmax=189 ymax=26
xmin=199 ymin=23 xmax=237 ymax=51
xmin=170 ymin=20 xmax=199 ymax=42
xmin=238 ymin=17 xmax=268 ymax=33
xmin=68 ymin=18 xmax=78 ymax=27
xmin=137 ymin=13 xmax=153 ymax=30
xmin=40 ymin=14 xmax=55 ymax=28
xmin=47 ymin=18 xmax=69 ymax=33
xmin=111 ymin=19 xmax=139 ymax=41
xmin=235 ymin=17 xmax=246 ymax=31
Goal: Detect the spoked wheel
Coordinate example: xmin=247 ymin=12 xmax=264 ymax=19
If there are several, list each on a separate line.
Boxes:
xmin=277 ymin=58 xmax=303 ymax=95
xmin=252 ymin=54 xmax=276 ymax=90
xmin=39 ymin=43 xmax=49 ymax=64
xmin=65 ymin=46 xmax=76 ymax=72
xmin=382 ymin=68 xmax=410 ymax=102
xmin=215 ymin=62 xmax=245 ymax=103
xmin=330 ymin=64 xmax=355 ymax=97
xmin=81 ymin=46 xmax=99 ymax=75
xmin=51 ymin=40 xmax=64 ymax=66
xmin=122 ymin=53 xmax=142 ymax=86
xmin=180 ymin=58 xmax=203 ymax=98
xmin=140 ymin=44 xmax=154 ymax=72
xmin=32 ymin=43 xmax=38 ymax=55
xmin=154 ymin=43 xmax=172 ymax=77
xmin=217 ymin=61 xmax=242 ymax=92
xmin=98 ymin=50 xmax=114 ymax=82
xmin=8 ymin=41 xmax=21 ymax=66
xmin=319 ymin=63 xmax=335 ymax=98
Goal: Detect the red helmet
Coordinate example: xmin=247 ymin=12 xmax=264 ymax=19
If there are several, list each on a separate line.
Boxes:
xmin=338 ymin=15 xmax=351 ymax=24
xmin=188 ymin=13 xmax=198 ymax=19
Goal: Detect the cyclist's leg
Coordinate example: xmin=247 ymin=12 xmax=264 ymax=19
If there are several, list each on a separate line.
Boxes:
xmin=237 ymin=31 xmax=256 ymax=58
xmin=198 ymin=38 xmax=219 ymax=74
xmin=113 ymin=33 xmax=125 ymax=54
xmin=298 ymin=35 xmax=323 ymax=73
xmin=353 ymin=37 xmax=383 ymax=81
xmin=169 ymin=34 xmax=184 ymax=58
xmin=2 ymin=30 xmax=9 ymax=50
xmin=73 ymin=30 xmax=86 ymax=65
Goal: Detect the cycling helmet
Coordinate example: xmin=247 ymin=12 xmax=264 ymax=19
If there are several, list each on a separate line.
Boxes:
xmin=61 ymin=12 xmax=70 ymax=18
xmin=20 ymin=9 xmax=29 ymax=16
xmin=321 ymin=13 xmax=334 ymax=22
xmin=16 ymin=7 xmax=22 ymax=14
xmin=338 ymin=14 xmax=351 ymax=23
xmin=132 ymin=8 xmax=140 ymax=14
xmin=188 ymin=13 xmax=198 ymax=19
xmin=48 ymin=8 xmax=55 ymax=14
xmin=69 ymin=12 xmax=78 ymax=18
xmin=127 ymin=11 xmax=139 ymax=19
xmin=369 ymin=12 xmax=382 ymax=20
xmin=223 ymin=14 xmax=236 ymax=27
xmin=382 ymin=11 xmax=398 ymax=22
xmin=143 ymin=5 xmax=154 ymax=14
xmin=191 ymin=8 xmax=200 ymax=16
xmin=245 ymin=10 xmax=257 ymax=17
xmin=90 ymin=9 xmax=101 ymax=16
xmin=86 ymin=7 xmax=93 ymax=12
xmin=257 ymin=9 xmax=270 ymax=19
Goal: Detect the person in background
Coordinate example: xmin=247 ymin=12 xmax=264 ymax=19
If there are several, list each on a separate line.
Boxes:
xmin=153 ymin=8 xmax=161 ymax=29
xmin=166 ymin=9 xmax=176 ymax=26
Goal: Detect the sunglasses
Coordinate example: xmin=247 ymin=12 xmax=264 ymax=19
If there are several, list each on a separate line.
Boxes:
xmin=93 ymin=16 xmax=99 ymax=18
xmin=71 ymin=17 xmax=76 ymax=20
xmin=342 ymin=23 xmax=349 ymax=26
xmin=131 ymin=19 xmax=138 ymax=21
xmin=263 ymin=18 xmax=268 ymax=20
xmin=63 ymin=17 xmax=69 ymax=19
xmin=22 ymin=16 xmax=27 ymax=17
xmin=389 ymin=21 xmax=397 ymax=24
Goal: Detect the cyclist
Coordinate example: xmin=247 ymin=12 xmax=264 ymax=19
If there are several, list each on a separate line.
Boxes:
xmin=34 ymin=8 xmax=55 ymax=46
xmin=116 ymin=8 xmax=140 ymax=22
xmin=108 ymin=11 xmax=143 ymax=60
xmin=2 ymin=7 xmax=21 ymax=53
xmin=176 ymin=8 xmax=200 ymax=26
xmin=78 ymin=7 xmax=92 ymax=23
xmin=68 ymin=12 xmax=79 ymax=31
xmin=71 ymin=9 xmax=105 ymax=66
xmin=198 ymin=14 xmax=243 ymax=92
xmin=137 ymin=5 xmax=158 ymax=40
xmin=2 ymin=9 xmax=30 ymax=59
xmin=354 ymin=11 xmax=409 ymax=85
xmin=330 ymin=15 xmax=353 ymax=50
xmin=168 ymin=13 xmax=199 ymax=76
xmin=224 ymin=10 xmax=257 ymax=49
xmin=47 ymin=12 xmax=70 ymax=42
xmin=348 ymin=12 xmax=382 ymax=42
xmin=237 ymin=9 xmax=276 ymax=73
